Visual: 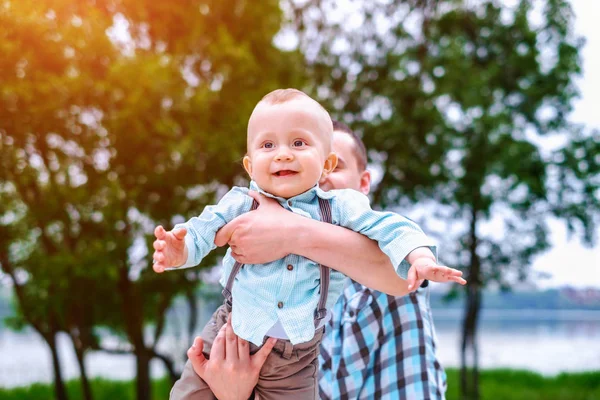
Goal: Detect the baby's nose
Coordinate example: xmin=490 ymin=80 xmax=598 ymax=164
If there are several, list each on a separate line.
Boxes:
xmin=274 ymin=149 xmax=293 ymax=161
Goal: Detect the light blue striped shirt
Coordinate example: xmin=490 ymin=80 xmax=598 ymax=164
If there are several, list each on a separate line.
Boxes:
xmin=172 ymin=181 xmax=434 ymax=346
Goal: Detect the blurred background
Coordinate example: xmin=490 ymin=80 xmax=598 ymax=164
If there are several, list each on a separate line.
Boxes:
xmin=0 ymin=0 xmax=598 ymax=399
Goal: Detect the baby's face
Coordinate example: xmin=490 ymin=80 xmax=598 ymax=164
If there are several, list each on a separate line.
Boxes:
xmin=244 ymin=97 xmax=336 ymax=198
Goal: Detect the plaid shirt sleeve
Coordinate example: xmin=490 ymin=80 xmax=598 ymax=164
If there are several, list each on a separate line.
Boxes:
xmin=319 ymin=280 xmax=447 ymax=400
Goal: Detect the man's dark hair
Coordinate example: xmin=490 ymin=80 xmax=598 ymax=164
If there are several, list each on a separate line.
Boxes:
xmin=332 ymin=121 xmax=367 ymax=171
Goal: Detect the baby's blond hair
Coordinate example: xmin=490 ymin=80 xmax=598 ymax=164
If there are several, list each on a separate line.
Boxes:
xmin=250 ymin=88 xmax=333 ymax=152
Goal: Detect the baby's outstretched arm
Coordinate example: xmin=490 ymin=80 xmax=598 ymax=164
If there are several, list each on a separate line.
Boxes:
xmin=152 ymin=225 xmax=188 ymax=273
xmin=406 ymin=247 xmax=466 ymax=288
xmin=153 ymin=187 xmax=254 ymax=273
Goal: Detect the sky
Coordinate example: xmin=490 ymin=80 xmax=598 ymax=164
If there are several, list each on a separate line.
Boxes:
xmin=529 ymin=0 xmax=600 ymax=289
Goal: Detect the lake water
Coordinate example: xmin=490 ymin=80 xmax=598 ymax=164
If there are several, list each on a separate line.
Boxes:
xmin=1 ymin=308 xmax=599 ymax=388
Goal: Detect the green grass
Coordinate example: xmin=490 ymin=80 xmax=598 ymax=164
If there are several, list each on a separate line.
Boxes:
xmin=444 ymin=369 xmax=600 ymax=400
xmin=0 ymin=378 xmax=172 ymax=400
xmin=1 ymin=369 xmax=599 ymax=400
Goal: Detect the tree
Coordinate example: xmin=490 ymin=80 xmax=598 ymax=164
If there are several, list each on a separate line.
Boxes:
xmin=287 ymin=0 xmax=598 ymax=398
xmin=0 ymin=1 xmax=303 ymax=399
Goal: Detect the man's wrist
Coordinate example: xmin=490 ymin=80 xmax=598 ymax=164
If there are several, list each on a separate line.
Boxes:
xmin=283 ymin=214 xmax=315 ymax=256
xmin=281 ymin=212 xmax=308 ymax=254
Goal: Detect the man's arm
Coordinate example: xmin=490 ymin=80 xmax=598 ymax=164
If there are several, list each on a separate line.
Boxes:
xmin=332 ymin=189 xmax=464 ymax=286
xmin=291 ymin=217 xmax=417 ymax=295
xmin=215 ymin=192 xmax=416 ymax=296
xmin=216 ymin=191 xmax=465 ymax=294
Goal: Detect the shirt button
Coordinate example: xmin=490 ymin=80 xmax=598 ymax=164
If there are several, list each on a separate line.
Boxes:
xmin=287 ymin=200 xmax=292 ymax=207
xmin=277 ymin=301 xmax=284 ymax=309
xmin=287 ymin=264 xmax=293 ymax=271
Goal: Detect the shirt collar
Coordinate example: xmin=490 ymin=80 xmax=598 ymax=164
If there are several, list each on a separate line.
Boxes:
xmin=249 ymin=181 xmax=335 ymax=202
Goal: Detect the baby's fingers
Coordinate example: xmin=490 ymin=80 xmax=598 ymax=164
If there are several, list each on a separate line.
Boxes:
xmin=154 ymin=225 xmax=166 ymax=239
xmin=423 ymin=266 xmax=450 ymax=282
xmin=449 ymin=276 xmax=467 ymax=285
xmin=153 ymin=261 xmax=166 ymax=273
xmin=173 ymin=228 xmax=187 ymax=240
xmin=433 ymin=265 xmax=463 ymax=279
xmin=152 ymin=250 xmax=167 ymax=273
xmin=153 ymin=250 xmax=165 ymax=263
xmin=444 ymin=267 xmax=463 ymax=277
xmin=407 ymin=265 xmax=418 ymax=291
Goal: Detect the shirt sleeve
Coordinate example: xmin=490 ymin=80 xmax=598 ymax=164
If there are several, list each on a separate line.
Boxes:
xmin=167 ymin=186 xmax=253 ymax=270
xmin=331 ymin=189 xmax=436 ymax=279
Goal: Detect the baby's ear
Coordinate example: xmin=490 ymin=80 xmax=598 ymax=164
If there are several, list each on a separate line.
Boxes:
xmin=242 ymin=155 xmax=253 ymax=178
xmin=322 ymin=152 xmax=338 ymax=177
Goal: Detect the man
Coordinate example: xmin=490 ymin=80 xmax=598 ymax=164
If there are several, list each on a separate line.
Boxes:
xmin=317 ymin=122 xmax=447 ymax=399
xmin=184 ymin=121 xmax=448 ymax=399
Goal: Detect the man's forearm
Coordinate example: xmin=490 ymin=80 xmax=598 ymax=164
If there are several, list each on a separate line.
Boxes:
xmin=290 ymin=217 xmax=412 ymax=296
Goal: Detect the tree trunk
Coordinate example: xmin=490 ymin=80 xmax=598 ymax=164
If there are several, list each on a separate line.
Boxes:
xmin=117 ymin=253 xmax=152 ymax=400
xmin=135 ymin=347 xmax=152 ymax=400
xmin=117 ymin=262 xmax=152 ymax=400
xmin=460 ymin=283 xmax=481 ymax=400
xmin=2 ymin=258 xmax=69 ymax=400
xmin=460 ymin=205 xmax=482 ymax=400
xmin=72 ymin=340 xmax=93 ymax=400
xmin=185 ymin=288 xmax=198 ymax=346
xmin=47 ymin=332 xmax=69 ymax=400
xmin=154 ymin=350 xmax=178 ymax=384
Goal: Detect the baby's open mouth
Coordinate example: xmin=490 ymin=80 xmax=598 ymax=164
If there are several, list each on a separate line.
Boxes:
xmin=274 ymin=170 xmax=298 ymax=177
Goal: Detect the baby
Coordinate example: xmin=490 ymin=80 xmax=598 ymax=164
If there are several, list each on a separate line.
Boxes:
xmin=153 ymin=89 xmax=463 ymax=399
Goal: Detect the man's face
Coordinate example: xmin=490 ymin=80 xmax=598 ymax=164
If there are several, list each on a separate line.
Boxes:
xmin=319 ymin=131 xmax=371 ymax=195
xmin=244 ymin=98 xmax=337 ymax=198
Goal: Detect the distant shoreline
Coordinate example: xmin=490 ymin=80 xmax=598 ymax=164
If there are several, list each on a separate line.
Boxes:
xmin=431 ymin=308 xmax=600 ymax=321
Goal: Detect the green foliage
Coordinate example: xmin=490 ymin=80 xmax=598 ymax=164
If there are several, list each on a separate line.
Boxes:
xmin=287 ymin=0 xmax=597 ymax=290
xmin=0 ymin=0 xmax=304 ymax=395
xmin=287 ymin=2 xmax=597 ymax=395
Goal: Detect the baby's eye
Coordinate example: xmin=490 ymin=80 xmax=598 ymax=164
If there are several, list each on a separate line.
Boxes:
xmin=293 ymin=140 xmax=305 ymax=147
xmin=263 ymin=142 xmax=274 ymax=149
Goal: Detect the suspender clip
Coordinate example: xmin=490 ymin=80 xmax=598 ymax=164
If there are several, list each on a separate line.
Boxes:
xmin=314 ymin=308 xmax=328 ymax=321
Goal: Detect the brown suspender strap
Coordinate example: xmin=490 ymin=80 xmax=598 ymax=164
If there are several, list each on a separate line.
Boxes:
xmin=314 ymin=197 xmax=332 ymax=326
xmin=222 ymin=199 xmax=259 ymax=306
xmin=222 ymin=197 xmax=333 ymax=328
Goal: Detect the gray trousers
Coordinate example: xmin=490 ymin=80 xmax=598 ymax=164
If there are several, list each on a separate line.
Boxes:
xmin=170 ymin=304 xmax=323 ymax=400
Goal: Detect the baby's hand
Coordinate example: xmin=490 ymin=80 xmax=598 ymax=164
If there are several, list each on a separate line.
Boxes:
xmin=152 ymin=225 xmax=187 ymax=273
xmin=407 ymin=257 xmax=466 ymax=290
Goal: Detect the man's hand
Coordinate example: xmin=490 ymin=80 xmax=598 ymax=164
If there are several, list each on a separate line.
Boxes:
xmin=152 ymin=225 xmax=188 ymax=273
xmin=215 ymin=191 xmax=297 ymax=264
xmin=187 ymin=316 xmax=277 ymax=400
xmin=407 ymin=257 xmax=467 ymax=290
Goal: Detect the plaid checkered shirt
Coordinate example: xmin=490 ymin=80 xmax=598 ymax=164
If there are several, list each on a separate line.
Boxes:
xmin=319 ymin=280 xmax=447 ymax=400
